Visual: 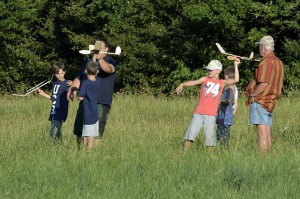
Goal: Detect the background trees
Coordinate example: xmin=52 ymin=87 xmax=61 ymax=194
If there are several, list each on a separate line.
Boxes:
xmin=0 ymin=0 xmax=299 ymax=94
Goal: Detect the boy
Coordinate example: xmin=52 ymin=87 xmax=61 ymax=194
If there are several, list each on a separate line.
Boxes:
xmin=78 ymin=61 xmax=100 ymax=151
xmin=37 ymin=63 xmax=71 ymax=143
xmin=216 ymin=66 xmax=239 ymax=146
xmin=176 ymin=58 xmax=240 ymax=153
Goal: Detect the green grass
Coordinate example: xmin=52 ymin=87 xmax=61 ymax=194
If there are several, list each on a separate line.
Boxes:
xmin=0 ymin=94 xmax=299 ymax=198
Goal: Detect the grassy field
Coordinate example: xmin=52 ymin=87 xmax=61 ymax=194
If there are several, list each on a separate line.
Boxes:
xmin=0 ymin=93 xmax=299 ymax=199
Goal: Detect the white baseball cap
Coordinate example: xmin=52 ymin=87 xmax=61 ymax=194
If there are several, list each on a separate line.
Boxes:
xmin=205 ymin=60 xmax=222 ymax=71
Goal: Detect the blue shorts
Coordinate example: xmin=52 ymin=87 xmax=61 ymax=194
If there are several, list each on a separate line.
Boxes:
xmin=249 ymin=102 xmax=272 ymax=126
xmin=184 ymin=114 xmax=216 ymax=147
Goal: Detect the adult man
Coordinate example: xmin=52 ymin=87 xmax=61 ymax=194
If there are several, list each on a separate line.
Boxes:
xmin=67 ymin=39 xmax=117 ymax=146
xmin=246 ymin=35 xmax=284 ymax=153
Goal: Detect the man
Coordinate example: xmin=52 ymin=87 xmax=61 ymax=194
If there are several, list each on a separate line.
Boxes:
xmin=246 ymin=35 xmax=284 ymax=153
xmin=67 ymin=39 xmax=117 ymax=147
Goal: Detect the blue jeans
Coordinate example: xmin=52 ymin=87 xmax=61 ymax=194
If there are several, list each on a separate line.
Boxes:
xmin=249 ymin=102 xmax=272 ymax=126
xmin=217 ymin=124 xmax=230 ymax=146
xmin=50 ymin=120 xmax=63 ymax=142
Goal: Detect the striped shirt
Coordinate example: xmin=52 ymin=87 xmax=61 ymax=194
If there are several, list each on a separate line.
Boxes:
xmin=246 ymin=52 xmax=284 ymax=113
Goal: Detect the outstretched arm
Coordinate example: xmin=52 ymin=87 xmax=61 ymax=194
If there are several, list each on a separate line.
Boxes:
xmin=176 ymin=77 xmax=206 ymax=94
xmin=37 ymin=88 xmax=51 ymax=100
xmin=224 ymin=57 xmax=240 ymax=86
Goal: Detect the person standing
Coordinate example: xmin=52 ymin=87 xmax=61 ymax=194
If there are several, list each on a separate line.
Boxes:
xmin=78 ymin=61 xmax=100 ymax=151
xmin=216 ymin=66 xmax=239 ymax=147
xmin=176 ymin=59 xmax=240 ymax=153
xmin=67 ymin=38 xmax=117 ymax=147
xmin=37 ymin=63 xmax=71 ymax=143
xmin=246 ymin=35 xmax=284 ymax=153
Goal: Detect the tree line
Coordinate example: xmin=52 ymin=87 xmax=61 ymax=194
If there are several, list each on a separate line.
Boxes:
xmin=0 ymin=0 xmax=299 ymax=95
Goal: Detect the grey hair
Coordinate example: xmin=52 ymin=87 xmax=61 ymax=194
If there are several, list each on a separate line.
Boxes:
xmin=264 ymin=45 xmax=274 ymax=51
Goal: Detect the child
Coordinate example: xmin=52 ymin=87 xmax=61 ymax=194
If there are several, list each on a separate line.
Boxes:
xmin=37 ymin=63 xmax=71 ymax=143
xmin=176 ymin=58 xmax=240 ymax=153
xmin=216 ymin=66 xmax=239 ymax=146
xmin=78 ymin=61 xmax=100 ymax=151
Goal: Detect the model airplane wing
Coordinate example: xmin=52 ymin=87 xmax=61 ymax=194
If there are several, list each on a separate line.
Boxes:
xmin=12 ymin=76 xmax=53 ymax=97
xmin=215 ymin=43 xmax=260 ymax=62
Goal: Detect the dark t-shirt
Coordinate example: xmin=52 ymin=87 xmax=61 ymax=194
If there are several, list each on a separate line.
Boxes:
xmin=49 ymin=80 xmax=69 ymax=122
xmin=78 ymin=78 xmax=100 ymax=125
xmin=76 ymin=57 xmax=117 ymax=106
xmin=216 ymin=87 xmax=234 ymax=125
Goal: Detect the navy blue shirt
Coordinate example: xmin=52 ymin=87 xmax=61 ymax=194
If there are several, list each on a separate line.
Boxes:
xmin=49 ymin=80 xmax=69 ymax=122
xmin=76 ymin=57 xmax=117 ymax=106
xmin=78 ymin=78 xmax=100 ymax=125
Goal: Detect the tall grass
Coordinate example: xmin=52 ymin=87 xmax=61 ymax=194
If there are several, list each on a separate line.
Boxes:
xmin=0 ymin=94 xmax=299 ymax=198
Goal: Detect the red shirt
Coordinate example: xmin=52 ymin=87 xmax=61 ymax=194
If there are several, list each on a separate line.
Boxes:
xmin=195 ymin=77 xmax=224 ymax=116
xmin=246 ymin=52 xmax=284 ymax=113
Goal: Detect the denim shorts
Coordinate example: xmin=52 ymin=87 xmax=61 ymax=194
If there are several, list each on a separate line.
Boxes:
xmin=249 ymin=102 xmax=272 ymax=126
xmin=184 ymin=114 xmax=216 ymax=147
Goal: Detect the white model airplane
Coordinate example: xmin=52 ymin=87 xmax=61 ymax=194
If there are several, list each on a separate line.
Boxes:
xmin=79 ymin=46 xmax=121 ymax=56
xmin=215 ymin=43 xmax=260 ymax=62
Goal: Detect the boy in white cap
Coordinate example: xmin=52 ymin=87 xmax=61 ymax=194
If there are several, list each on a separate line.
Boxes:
xmin=176 ymin=58 xmax=240 ymax=153
xmin=246 ymin=35 xmax=284 ymax=153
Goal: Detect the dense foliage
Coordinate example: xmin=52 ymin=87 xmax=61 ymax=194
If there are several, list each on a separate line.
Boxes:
xmin=0 ymin=0 xmax=299 ymax=94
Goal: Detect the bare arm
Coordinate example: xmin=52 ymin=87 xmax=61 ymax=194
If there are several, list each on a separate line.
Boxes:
xmin=233 ymin=99 xmax=238 ymax=115
xmin=233 ymin=87 xmax=238 ymax=115
xmin=249 ymin=82 xmax=268 ymax=103
xmin=37 ymin=88 xmax=51 ymax=100
xmin=176 ymin=77 xmax=206 ymax=94
xmin=78 ymin=96 xmax=84 ymax=101
xmin=67 ymin=78 xmax=80 ymax=101
xmin=94 ymin=53 xmax=115 ymax=74
xmin=224 ymin=58 xmax=240 ymax=86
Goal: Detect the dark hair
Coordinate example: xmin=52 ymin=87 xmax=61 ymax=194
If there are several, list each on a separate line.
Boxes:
xmin=53 ymin=62 xmax=66 ymax=74
xmin=86 ymin=61 xmax=98 ymax=75
xmin=224 ymin=67 xmax=235 ymax=79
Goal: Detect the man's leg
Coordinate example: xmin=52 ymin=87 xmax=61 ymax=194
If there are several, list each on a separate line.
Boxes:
xmin=257 ymin=124 xmax=272 ymax=153
xmin=249 ymin=102 xmax=273 ymax=153
xmin=74 ymin=102 xmax=84 ymax=149
xmin=97 ymin=104 xmax=111 ymax=138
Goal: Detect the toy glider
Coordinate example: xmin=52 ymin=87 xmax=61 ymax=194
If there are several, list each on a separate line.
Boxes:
xmin=79 ymin=45 xmax=121 ymax=56
xmin=12 ymin=76 xmax=53 ymax=97
xmin=215 ymin=43 xmax=260 ymax=62
xmin=100 ymin=46 xmax=121 ymax=55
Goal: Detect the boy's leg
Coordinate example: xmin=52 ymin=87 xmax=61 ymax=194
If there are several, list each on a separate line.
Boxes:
xmin=183 ymin=114 xmax=204 ymax=153
xmin=217 ymin=124 xmax=230 ymax=146
xmin=50 ymin=120 xmax=62 ymax=143
xmin=84 ymin=136 xmax=95 ymax=151
xmin=224 ymin=125 xmax=230 ymax=146
xmin=203 ymin=115 xmax=217 ymax=150
xmin=183 ymin=140 xmax=193 ymax=154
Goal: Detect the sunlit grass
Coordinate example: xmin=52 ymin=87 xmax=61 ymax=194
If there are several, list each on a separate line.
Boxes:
xmin=0 ymin=93 xmax=299 ymax=198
